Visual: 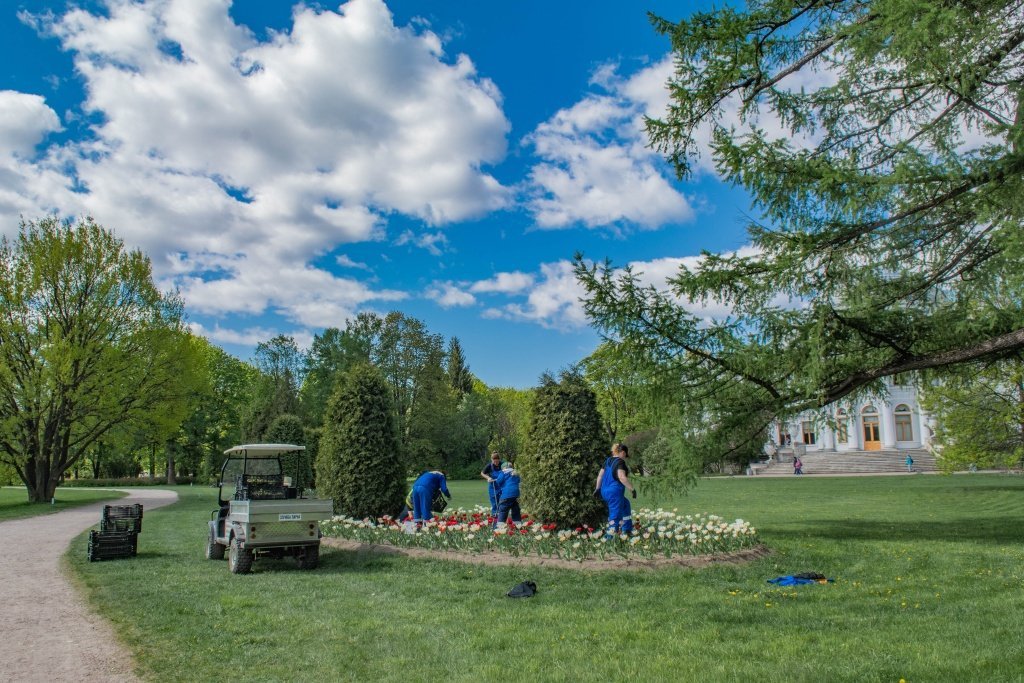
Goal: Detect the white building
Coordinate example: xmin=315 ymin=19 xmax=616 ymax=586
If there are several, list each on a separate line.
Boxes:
xmin=775 ymin=380 xmax=936 ymax=452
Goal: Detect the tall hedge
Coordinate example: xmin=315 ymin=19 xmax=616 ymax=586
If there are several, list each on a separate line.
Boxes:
xmin=315 ymin=363 xmax=405 ymax=518
xmin=520 ymin=370 xmax=606 ymax=528
xmin=265 ymin=413 xmax=314 ymax=489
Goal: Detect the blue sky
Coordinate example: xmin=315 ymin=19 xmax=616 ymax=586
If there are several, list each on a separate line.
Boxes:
xmin=1 ymin=0 xmax=758 ymax=388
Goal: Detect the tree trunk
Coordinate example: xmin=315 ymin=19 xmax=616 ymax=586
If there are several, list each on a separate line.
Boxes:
xmin=149 ymin=444 xmax=156 ymax=480
xmin=166 ymin=451 xmax=176 ymax=485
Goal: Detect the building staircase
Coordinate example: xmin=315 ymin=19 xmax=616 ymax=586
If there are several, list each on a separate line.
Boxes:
xmin=751 ymin=448 xmax=937 ymax=476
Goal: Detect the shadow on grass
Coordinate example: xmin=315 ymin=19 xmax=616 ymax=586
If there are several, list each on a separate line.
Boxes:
xmin=766 ymin=517 xmax=1024 ymax=544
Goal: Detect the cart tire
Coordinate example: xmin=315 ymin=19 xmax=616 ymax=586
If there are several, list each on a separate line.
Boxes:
xmin=206 ymin=528 xmax=225 ymax=560
xmin=228 ymin=536 xmax=253 ymax=574
xmin=296 ymin=544 xmax=319 ymax=570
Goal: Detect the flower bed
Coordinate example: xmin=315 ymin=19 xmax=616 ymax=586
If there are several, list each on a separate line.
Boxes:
xmin=321 ymin=506 xmax=758 ymax=562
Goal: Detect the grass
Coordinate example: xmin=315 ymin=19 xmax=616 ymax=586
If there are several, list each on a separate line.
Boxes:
xmin=0 ymin=486 xmax=127 ymax=522
xmin=67 ymin=475 xmax=1024 ymax=682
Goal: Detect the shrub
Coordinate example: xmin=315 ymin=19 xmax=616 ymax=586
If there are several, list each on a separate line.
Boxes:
xmin=61 ymin=476 xmax=195 ymax=487
xmin=519 ymin=370 xmax=606 ymax=529
xmin=316 ymin=363 xmax=405 ymax=518
xmin=265 ymin=413 xmax=314 ymax=489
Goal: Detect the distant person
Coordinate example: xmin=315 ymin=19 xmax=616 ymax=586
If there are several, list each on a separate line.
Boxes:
xmin=410 ymin=470 xmax=450 ymax=524
xmin=595 ymin=443 xmax=636 ymax=535
xmin=793 ymin=456 xmax=803 ymax=475
xmin=905 ymin=454 xmax=914 ymax=473
xmin=492 ymin=464 xmax=522 ymax=528
xmin=481 ymin=451 xmax=504 ymax=515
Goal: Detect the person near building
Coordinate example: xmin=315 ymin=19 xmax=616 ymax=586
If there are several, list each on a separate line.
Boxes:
xmin=793 ymin=456 xmax=803 ymax=475
xmin=905 ymin=454 xmax=914 ymax=472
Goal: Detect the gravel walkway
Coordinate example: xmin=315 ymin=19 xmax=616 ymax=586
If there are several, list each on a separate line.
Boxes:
xmin=0 ymin=488 xmax=178 ymax=683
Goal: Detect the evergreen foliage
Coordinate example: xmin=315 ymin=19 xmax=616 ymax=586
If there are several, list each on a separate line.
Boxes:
xmin=577 ymin=0 xmax=1024 ymax=466
xmin=520 ymin=370 xmax=606 ymax=528
xmin=265 ymin=413 xmax=313 ymax=489
xmin=446 ymin=337 xmax=474 ymax=397
xmin=316 ymin=363 xmax=405 ymax=517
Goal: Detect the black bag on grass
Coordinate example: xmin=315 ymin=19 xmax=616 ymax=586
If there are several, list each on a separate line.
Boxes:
xmin=507 ymin=581 xmax=537 ymax=598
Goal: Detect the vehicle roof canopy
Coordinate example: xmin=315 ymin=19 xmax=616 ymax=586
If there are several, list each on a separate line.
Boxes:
xmin=223 ymin=444 xmax=306 ymax=458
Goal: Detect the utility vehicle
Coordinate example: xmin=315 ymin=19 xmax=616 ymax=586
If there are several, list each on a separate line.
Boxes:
xmin=206 ymin=443 xmax=333 ymax=574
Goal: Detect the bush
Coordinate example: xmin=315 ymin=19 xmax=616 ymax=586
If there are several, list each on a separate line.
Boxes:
xmin=316 ymin=363 xmax=405 ymax=518
xmin=61 ymin=476 xmax=195 ymax=487
xmin=265 ymin=413 xmax=314 ymax=489
xmin=519 ymin=370 xmax=606 ymax=529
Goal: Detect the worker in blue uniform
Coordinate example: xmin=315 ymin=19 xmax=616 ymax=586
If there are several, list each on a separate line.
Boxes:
xmin=492 ymin=465 xmax=522 ymax=528
xmin=594 ymin=443 xmax=636 ymax=536
xmin=480 ymin=452 xmax=504 ymax=515
xmin=411 ymin=470 xmax=451 ymax=524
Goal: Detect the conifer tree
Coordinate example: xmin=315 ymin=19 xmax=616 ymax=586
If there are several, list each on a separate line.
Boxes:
xmin=519 ymin=370 xmax=606 ymax=528
xmin=316 ymin=363 xmax=405 ymax=517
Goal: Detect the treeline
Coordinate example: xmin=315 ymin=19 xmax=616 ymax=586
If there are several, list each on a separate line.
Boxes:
xmin=172 ymin=313 xmax=535 ymax=483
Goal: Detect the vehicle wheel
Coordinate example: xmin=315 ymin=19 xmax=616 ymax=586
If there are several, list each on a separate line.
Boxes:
xmin=296 ymin=544 xmax=319 ymax=570
xmin=206 ymin=528 xmax=225 ymax=560
xmin=228 ymin=536 xmax=253 ymax=574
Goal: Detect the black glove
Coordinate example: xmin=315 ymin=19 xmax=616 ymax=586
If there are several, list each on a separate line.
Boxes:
xmin=593 ymin=489 xmax=601 ymax=498
xmin=631 ymin=489 xmax=637 ymax=499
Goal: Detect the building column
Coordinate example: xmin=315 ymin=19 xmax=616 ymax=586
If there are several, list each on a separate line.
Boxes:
xmin=821 ymin=424 xmax=836 ymax=451
xmin=880 ymin=401 xmax=897 ymax=448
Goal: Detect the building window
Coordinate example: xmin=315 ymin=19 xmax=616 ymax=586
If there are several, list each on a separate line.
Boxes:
xmin=862 ymin=405 xmax=880 ymax=445
xmin=895 ymin=404 xmax=913 ymax=441
xmin=836 ymin=411 xmax=848 ymax=444
xmin=801 ymin=421 xmax=817 ymax=445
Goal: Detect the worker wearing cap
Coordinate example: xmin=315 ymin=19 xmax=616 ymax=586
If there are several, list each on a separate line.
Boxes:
xmin=480 ymin=452 xmax=504 ymax=515
xmin=411 ymin=470 xmax=451 ymax=524
xmin=492 ymin=464 xmax=522 ymax=528
xmin=594 ymin=443 xmax=636 ymax=535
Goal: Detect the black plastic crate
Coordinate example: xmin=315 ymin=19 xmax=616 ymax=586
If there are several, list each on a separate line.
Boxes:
xmin=87 ymin=529 xmax=138 ymax=561
xmin=102 ymin=504 xmax=144 ymax=533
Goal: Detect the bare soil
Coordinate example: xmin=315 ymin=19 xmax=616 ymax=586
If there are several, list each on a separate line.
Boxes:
xmin=322 ymin=537 xmax=770 ymax=571
xmin=0 ymin=488 xmax=177 ymax=683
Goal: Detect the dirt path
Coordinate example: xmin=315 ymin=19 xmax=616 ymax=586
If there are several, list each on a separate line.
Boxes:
xmin=0 ymin=488 xmax=177 ymax=683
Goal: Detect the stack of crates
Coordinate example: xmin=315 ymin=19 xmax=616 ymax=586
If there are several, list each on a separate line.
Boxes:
xmin=87 ymin=503 xmax=144 ymax=562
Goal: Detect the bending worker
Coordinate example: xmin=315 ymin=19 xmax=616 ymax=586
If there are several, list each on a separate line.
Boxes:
xmin=411 ymin=470 xmax=451 ymax=524
xmin=492 ymin=464 xmax=522 ymax=528
xmin=481 ymin=451 xmax=504 ymax=515
xmin=594 ymin=443 xmax=636 ymax=535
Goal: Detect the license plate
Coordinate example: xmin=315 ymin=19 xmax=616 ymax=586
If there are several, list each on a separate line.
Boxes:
xmin=278 ymin=513 xmax=302 ymax=521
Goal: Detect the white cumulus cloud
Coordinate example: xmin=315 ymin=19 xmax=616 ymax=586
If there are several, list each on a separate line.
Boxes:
xmin=7 ymin=0 xmax=510 ymax=328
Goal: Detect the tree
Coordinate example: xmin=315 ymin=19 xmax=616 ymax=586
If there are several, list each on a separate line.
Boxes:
xmin=301 ymin=326 xmax=372 ymax=428
xmin=316 ymin=363 xmax=405 ymax=518
xmin=265 ymin=413 xmax=313 ymax=488
xmin=580 ymin=343 xmax=652 ymax=441
xmin=921 ymin=359 xmax=1024 ymax=471
xmin=0 ymin=217 xmax=200 ymax=501
xmin=519 ymin=370 xmax=606 ymax=528
xmin=446 ymin=337 xmax=474 ymax=398
xmin=241 ymin=335 xmax=303 ymax=441
xmin=577 ymin=0 xmax=1024 ymax=463
xmin=485 ymin=385 xmax=533 ymax=463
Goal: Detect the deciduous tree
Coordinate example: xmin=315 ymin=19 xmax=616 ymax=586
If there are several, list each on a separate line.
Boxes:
xmin=0 ymin=217 xmax=200 ymax=501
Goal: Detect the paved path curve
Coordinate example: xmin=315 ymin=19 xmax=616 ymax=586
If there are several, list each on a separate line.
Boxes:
xmin=0 ymin=488 xmax=178 ymax=683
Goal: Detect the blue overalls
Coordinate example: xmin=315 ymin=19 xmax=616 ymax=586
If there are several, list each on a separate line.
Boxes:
xmin=492 ymin=470 xmax=522 ymax=526
xmin=482 ymin=462 xmax=502 ymax=514
xmin=411 ymin=471 xmax=450 ymax=523
xmin=599 ymin=456 xmax=632 ymax=535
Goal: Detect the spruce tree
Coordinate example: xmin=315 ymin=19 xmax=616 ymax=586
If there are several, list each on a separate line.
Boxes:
xmin=520 ymin=370 xmax=606 ymax=528
xmin=316 ymin=363 xmax=405 ymax=518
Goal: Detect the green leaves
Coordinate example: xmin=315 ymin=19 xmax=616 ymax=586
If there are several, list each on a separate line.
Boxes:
xmin=577 ymin=0 xmax=1024 ymax=469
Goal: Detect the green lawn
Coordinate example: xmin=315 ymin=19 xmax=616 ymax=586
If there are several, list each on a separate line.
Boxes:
xmin=68 ymin=476 xmax=1024 ymax=682
xmin=0 ymin=486 xmax=127 ymax=522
